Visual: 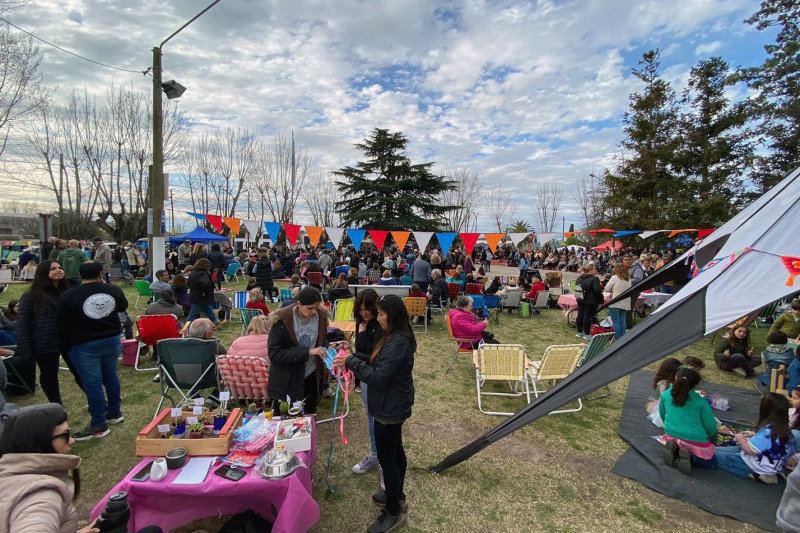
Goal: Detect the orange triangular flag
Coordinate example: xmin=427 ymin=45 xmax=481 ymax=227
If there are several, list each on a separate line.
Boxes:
xmin=304 ymin=226 xmax=324 ymax=247
xmin=223 ymin=217 xmax=240 ymax=235
xmin=483 ymin=233 xmax=505 ymax=252
xmin=391 ymin=231 xmax=411 ymax=250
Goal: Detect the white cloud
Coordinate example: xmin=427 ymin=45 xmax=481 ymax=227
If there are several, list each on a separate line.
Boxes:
xmin=695 ymin=40 xmax=723 ymax=56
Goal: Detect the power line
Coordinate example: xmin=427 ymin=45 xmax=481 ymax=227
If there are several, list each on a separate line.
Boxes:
xmin=0 ymin=17 xmax=144 ymax=74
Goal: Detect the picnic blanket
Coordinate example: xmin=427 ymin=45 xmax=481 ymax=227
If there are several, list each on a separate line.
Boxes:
xmin=612 ymin=370 xmax=784 ymax=532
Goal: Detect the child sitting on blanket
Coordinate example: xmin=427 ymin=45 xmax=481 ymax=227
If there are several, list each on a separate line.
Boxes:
xmin=713 ymin=392 xmax=796 ymax=484
xmin=660 ymin=367 xmax=717 ymax=474
xmin=646 ymin=358 xmax=681 ymax=428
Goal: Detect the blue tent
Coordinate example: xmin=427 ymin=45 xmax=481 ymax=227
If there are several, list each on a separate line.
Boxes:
xmin=168 ymin=227 xmax=229 ymax=247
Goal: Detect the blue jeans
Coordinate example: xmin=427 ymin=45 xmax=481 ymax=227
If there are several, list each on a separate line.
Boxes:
xmin=608 ymin=308 xmax=627 ymax=339
xmin=70 ymin=336 xmax=122 ymax=428
xmin=361 ymin=382 xmax=377 ymax=454
xmin=713 ymin=446 xmax=752 ymax=478
xmin=186 ymin=303 xmax=219 ymax=323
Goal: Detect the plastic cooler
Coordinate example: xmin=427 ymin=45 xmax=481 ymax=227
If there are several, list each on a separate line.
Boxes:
xmin=121 ymin=339 xmax=139 ymax=366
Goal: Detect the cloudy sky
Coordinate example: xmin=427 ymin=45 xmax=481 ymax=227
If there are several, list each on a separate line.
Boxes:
xmin=8 ymin=0 xmax=773 ymax=231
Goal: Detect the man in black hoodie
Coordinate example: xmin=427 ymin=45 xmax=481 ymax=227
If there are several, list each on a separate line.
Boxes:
xmin=57 ymin=261 xmax=128 ymax=440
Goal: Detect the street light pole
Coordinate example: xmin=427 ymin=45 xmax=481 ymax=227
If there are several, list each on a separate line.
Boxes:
xmin=150 ymin=0 xmax=222 ymax=275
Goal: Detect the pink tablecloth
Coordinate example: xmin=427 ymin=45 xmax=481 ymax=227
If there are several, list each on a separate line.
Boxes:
xmin=557 ymin=293 xmax=611 ymax=310
xmin=92 ymin=420 xmax=319 ymax=533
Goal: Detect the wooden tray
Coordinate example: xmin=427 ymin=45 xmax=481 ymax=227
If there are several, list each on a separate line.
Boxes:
xmin=135 ymin=408 xmax=243 ymax=457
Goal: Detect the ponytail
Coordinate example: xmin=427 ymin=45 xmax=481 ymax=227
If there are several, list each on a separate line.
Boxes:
xmin=670 ymin=368 xmax=701 ymax=407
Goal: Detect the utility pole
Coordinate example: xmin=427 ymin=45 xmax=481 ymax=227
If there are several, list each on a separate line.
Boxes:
xmin=170 ymin=190 xmax=175 ymax=234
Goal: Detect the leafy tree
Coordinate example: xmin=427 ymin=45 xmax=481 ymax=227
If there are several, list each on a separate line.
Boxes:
xmin=737 ymin=1 xmax=800 ymax=191
xmin=334 ymin=128 xmax=456 ymax=230
xmin=675 ymin=57 xmax=753 ymax=227
xmin=601 ymin=50 xmax=683 ymax=229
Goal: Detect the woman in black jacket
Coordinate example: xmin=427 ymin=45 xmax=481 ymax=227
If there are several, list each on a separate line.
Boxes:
xmin=351 ymin=289 xmax=382 ymax=475
xmin=575 ymin=263 xmax=604 ymax=340
xmin=334 ymin=294 xmax=415 ymax=532
xmin=186 ymin=259 xmax=220 ymax=326
xmin=16 ymin=261 xmax=83 ymax=404
xmin=250 ymin=252 xmax=276 ymax=300
xmin=207 ymin=244 xmax=227 ymax=290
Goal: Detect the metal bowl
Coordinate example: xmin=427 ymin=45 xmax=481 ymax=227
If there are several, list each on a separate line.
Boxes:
xmin=259 ymin=447 xmax=301 ymax=479
xmin=165 ymin=447 xmax=187 ymax=469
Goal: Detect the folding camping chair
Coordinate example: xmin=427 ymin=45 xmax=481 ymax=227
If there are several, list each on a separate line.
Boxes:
xmin=405 ymin=296 xmax=428 ymax=332
xmin=223 ymin=262 xmax=240 ymax=283
xmin=501 ymin=289 xmax=523 ymax=314
xmin=1 ymin=345 xmax=36 ymax=396
xmin=231 ymin=290 xmax=248 ymax=322
xmin=154 ymin=338 xmax=220 ymax=418
xmin=465 ymin=283 xmax=484 ymax=295
xmin=577 ymin=332 xmax=614 ymax=400
xmin=239 ymin=308 xmax=264 ymax=336
xmin=755 ymin=300 xmax=780 ymax=329
xmin=307 ymin=271 xmax=324 ymax=290
xmin=135 ymin=314 xmax=181 ymax=372
xmin=445 ymin=313 xmax=474 ymax=373
xmin=474 ymin=343 xmax=532 ymax=416
xmin=216 ymin=354 xmax=270 ymax=403
xmin=447 ymin=282 xmax=462 ymax=304
xmin=280 ymin=288 xmax=294 ymax=302
xmin=428 ymin=293 xmax=448 ymax=327
xmin=526 ymin=344 xmax=584 ymax=414
xmin=484 ymin=294 xmax=501 ymax=324
xmin=133 ymin=280 xmax=153 ymax=309
xmin=331 ymin=297 xmax=355 ymax=322
xmin=531 ymin=290 xmax=551 ymax=314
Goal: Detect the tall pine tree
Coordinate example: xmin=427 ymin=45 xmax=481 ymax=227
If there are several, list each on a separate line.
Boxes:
xmin=676 ymin=57 xmax=753 ymax=227
xmin=737 ymin=1 xmax=800 ymax=191
xmin=334 ymin=128 xmax=456 ymax=230
xmin=601 ymin=50 xmax=682 ymax=229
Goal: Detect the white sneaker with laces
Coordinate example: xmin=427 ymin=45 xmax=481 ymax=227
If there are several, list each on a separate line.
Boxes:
xmin=353 ymin=453 xmax=380 ymax=474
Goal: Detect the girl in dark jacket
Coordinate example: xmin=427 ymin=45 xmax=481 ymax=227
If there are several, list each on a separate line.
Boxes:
xmin=575 ymin=263 xmax=604 ymax=340
xmin=207 ymin=244 xmax=227 ymax=290
xmin=186 ymin=259 xmax=219 ymax=326
xmin=16 ymin=261 xmax=83 ymax=404
xmin=714 ymin=325 xmax=759 ymax=376
xmin=335 ymin=294 xmax=415 ymax=532
xmin=351 ymin=289 xmax=382 ymax=475
xmin=250 ymin=253 xmax=276 ymax=300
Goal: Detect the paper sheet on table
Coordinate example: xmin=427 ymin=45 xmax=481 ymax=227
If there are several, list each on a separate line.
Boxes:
xmin=172 ymin=457 xmax=215 ymax=485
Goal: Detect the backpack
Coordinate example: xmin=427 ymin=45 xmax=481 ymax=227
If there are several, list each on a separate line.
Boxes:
xmin=574 ymin=278 xmax=586 ymax=301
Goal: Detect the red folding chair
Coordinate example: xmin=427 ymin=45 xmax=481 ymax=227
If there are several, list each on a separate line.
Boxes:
xmin=465 ymin=283 xmax=484 ymax=295
xmin=447 ymin=282 xmax=462 ymax=303
xmin=307 ymin=271 xmax=324 ymax=290
xmin=136 ymin=314 xmax=181 ymax=372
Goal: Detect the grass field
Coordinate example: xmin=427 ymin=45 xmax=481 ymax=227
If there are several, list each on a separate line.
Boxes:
xmin=0 ymin=274 xmax=770 ymax=533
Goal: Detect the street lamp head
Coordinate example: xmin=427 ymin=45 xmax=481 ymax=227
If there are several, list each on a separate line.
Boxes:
xmin=161 ymin=80 xmax=186 ymax=99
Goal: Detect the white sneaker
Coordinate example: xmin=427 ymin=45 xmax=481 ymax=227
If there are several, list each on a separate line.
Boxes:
xmin=353 ymin=453 xmax=380 ymax=474
xmin=322 ymin=386 xmax=332 ymax=398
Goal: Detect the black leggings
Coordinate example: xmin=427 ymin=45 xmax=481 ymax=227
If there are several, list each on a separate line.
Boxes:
xmin=374 ymin=420 xmax=407 ymax=515
xmin=35 ymin=352 xmax=84 ymax=404
xmin=576 ymin=302 xmax=599 ymax=336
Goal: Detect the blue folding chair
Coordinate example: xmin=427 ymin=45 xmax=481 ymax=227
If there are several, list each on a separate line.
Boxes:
xmin=484 ymin=295 xmax=501 ymax=324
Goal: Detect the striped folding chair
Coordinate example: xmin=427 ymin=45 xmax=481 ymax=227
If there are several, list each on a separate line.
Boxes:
xmin=474 ymin=343 xmax=531 ymax=416
xmin=280 ymin=288 xmax=294 ymax=302
xmin=526 ymin=344 xmax=585 ymax=414
xmin=578 ymin=332 xmax=614 ymax=400
xmin=232 ymin=291 xmax=248 ymax=323
xmin=331 ymin=298 xmax=355 ymax=321
xmin=239 ymin=308 xmax=264 ymax=336
xmin=216 ymin=354 xmax=270 ymax=403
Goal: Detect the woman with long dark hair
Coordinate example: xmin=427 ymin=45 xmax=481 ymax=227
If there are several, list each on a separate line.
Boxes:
xmin=351 ymin=289 xmax=381 ymax=477
xmin=334 ymin=294 xmax=415 ymax=532
xmin=15 ymin=260 xmax=82 ymax=404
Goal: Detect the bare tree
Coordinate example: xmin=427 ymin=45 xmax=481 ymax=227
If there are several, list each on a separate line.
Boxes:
xmin=572 ymin=173 xmax=606 ymax=234
xmin=484 ymin=185 xmax=516 ymax=232
xmin=0 ymin=23 xmax=46 ymax=160
xmin=252 ymin=132 xmax=311 ymax=225
xmin=305 ymin=171 xmax=339 ymax=226
xmin=532 ymin=182 xmax=563 ymax=232
xmin=439 ymin=168 xmax=482 ymax=232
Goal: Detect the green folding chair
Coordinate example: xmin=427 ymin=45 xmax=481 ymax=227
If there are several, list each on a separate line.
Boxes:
xmin=578 ymin=332 xmax=614 ymax=399
xmin=134 ymin=280 xmax=153 ymax=309
xmin=239 ymin=308 xmax=264 ymax=336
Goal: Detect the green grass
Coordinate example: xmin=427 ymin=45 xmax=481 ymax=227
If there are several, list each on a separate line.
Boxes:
xmin=0 ymin=279 xmax=769 ymax=532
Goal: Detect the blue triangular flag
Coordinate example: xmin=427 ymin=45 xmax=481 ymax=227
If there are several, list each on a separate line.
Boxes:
xmin=435 ymin=232 xmax=457 ymax=254
xmin=186 ymin=212 xmax=207 ymax=221
xmin=263 ymin=222 xmax=282 ymax=241
xmin=347 ymin=228 xmax=366 ymax=250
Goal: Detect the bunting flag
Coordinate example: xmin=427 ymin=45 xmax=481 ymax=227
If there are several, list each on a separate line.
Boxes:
xmin=435 ymin=232 xmax=457 ymax=254
xmin=589 ymin=228 xmax=615 ymax=236
xmin=205 ymin=214 xmax=223 ymax=233
xmin=413 ymin=231 xmax=434 ymax=252
xmin=391 ymin=231 xmax=411 ymax=250
xmin=325 ymin=227 xmax=345 ymax=248
xmin=459 ymin=232 xmax=481 ymax=255
xmin=187 ymin=212 xmax=206 ymax=222
xmin=613 ymin=230 xmax=641 ymax=237
xmin=697 ymin=229 xmax=715 ymax=239
xmin=483 ymin=233 xmax=505 ymax=252
xmin=368 ymin=230 xmax=389 ymax=250
xmin=535 ymin=232 xmax=562 ymax=244
xmin=347 ymin=228 xmax=366 ymax=250
xmin=223 ymin=217 xmax=241 ymax=235
xmin=263 ymin=222 xmax=282 ymax=242
xmin=564 ymin=231 xmax=585 ymax=238
xmin=304 ymin=226 xmax=324 ymax=247
xmin=669 ymin=229 xmax=698 ymax=238
xmin=638 ymin=230 xmax=668 ymax=239
xmin=781 ymin=256 xmax=800 ymax=286
xmin=282 ymin=224 xmax=301 ymax=246
xmin=242 ymin=220 xmax=261 ymax=238
xmin=700 ymin=248 xmax=752 ymax=274
xmin=507 ymin=232 xmax=531 ymax=246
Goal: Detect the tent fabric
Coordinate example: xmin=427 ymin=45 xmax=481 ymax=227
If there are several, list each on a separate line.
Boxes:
xmin=613 ymin=371 xmax=779 ymax=532
xmin=413 ymin=231 xmax=433 ymax=252
xmin=168 ymin=227 xmax=229 ymax=247
xmin=430 ymin=166 xmax=800 ymax=474
xmin=592 ymin=240 xmax=621 ymax=251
